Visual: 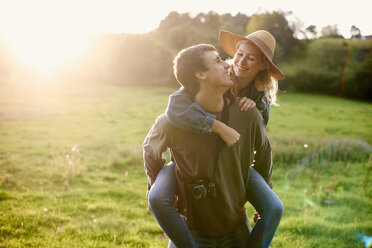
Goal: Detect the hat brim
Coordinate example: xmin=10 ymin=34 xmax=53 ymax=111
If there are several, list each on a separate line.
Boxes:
xmin=219 ymin=30 xmax=285 ymax=81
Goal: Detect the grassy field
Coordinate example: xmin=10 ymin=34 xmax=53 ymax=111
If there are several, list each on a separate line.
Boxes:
xmin=0 ymin=81 xmax=371 ymax=248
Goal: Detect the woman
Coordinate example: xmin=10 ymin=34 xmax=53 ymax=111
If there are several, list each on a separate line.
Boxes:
xmin=148 ymin=30 xmax=284 ymax=248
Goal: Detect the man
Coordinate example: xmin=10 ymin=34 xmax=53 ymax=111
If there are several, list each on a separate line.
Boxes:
xmin=143 ymin=44 xmax=272 ymax=246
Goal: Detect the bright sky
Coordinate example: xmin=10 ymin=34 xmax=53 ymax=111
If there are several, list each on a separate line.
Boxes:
xmin=0 ymin=0 xmax=370 ymax=37
xmin=0 ymin=0 xmax=369 ymax=71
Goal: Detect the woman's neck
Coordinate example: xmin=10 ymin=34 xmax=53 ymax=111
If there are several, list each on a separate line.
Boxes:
xmin=237 ymin=77 xmax=254 ymax=90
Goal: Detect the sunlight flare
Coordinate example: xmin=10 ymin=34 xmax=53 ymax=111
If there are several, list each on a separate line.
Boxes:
xmin=4 ymin=31 xmax=88 ymax=72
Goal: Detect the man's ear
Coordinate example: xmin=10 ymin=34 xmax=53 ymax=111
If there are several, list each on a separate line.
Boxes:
xmin=195 ymin=71 xmax=207 ymax=80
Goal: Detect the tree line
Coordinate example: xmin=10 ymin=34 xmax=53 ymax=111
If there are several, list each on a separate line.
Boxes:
xmin=0 ymin=11 xmax=371 ymax=100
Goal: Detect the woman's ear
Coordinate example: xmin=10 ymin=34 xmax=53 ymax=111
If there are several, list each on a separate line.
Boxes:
xmin=260 ymin=59 xmax=269 ymax=71
xmin=195 ymin=71 xmax=207 ymax=80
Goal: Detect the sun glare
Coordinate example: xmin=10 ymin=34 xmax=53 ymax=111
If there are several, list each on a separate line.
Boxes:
xmin=4 ymin=31 xmax=88 ymax=73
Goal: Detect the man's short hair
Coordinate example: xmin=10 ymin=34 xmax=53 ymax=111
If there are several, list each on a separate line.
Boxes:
xmin=173 ymin=44 xmax=218 ymax=95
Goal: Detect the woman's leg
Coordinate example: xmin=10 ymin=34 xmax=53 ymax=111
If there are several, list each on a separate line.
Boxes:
xmin=148 ymin=161 xmax=198 ymax=248
xmin=246 ymin=167 xmax=284 ymax=248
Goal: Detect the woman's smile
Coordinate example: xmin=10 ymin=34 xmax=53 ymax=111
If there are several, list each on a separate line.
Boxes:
xmin=236 ymin=65 xmax=249 ymax=71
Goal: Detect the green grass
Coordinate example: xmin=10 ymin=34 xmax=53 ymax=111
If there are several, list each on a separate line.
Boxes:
xmin=0 ymin=81 xmax=371 ymax=247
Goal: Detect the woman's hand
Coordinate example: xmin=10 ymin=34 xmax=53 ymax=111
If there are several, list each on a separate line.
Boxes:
xmin=253 ymin=210 xmax=260 ymax=223
xmin=238 ymin=97 xmax=256 ymax=111
xmin=212 ymin=120 xmax=240 ymax=147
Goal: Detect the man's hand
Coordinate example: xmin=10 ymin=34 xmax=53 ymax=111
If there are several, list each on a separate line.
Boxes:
xmin=253 ymin=210 xmax=260 ymax=223
xmin=239 ymin=97 xmax=256 ymax=111
xmin=212 ymin=120 xmax=240 ymax=147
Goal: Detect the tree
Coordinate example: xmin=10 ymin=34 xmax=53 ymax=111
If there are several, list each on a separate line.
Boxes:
xmin=320 ymin=25 xmax=343 ymax=38
xmin=286 ymin=11 xmax=306 ymax=39
xmin=305 ymin=25 xmax=317 ymax=39
xmin=350 ymin=25 xmax=361 ymax=39
xmin=156 ymin=12 xmax=194 ymax=51
xmin=157 ymin=11 xmax=191 ymax=33
xmin=195 ymin=11 xmax=222 ymax=45
xmin=220 ymin=12 xmax=250 ymax=36
xmin=246 ymin=11 xmax=297 ymax=61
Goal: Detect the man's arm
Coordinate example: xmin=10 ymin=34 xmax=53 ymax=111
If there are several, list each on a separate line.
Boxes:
xmin=143 ymin=115 xmax=170 ymax=194
xmin=253 ymin=114 xmax=273 ymax=188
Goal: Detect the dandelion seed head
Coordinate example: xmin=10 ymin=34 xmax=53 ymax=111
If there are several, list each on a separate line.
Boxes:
xmin=72 ymin=144 xmax=80 ymax=153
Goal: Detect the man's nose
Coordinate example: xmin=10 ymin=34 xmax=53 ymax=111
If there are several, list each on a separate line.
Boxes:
xmin=223 ymin=61 xmax=229 ymax=68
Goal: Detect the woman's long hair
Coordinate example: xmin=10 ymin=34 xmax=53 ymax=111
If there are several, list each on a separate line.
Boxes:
xmin=228 ymin=57 xmax=279 ymax=106
xmin=254 ymin=57 xmax=279 ymax=106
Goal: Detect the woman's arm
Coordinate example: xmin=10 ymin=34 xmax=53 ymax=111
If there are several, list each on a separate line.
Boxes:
xmin=212 ymin=119 xmax=240 ymax=147
xmin=165 ymin=87 xmax=215 ymax=134
xmin=165 ymin=87 xmax=240 ymax=146
xmin=255 ymin=95 xmax=270 ymax=127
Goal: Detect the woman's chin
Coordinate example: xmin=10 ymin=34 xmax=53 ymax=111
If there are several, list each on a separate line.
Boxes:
xmin=234 ymin=69 xmax=246 ymax=78
xmin=235 ymin=72 xmax=248 ymax=80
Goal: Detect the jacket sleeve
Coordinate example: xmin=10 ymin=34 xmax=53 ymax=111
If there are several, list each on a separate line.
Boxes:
xmin=143 ymin=115 xmax=170 ymax=194
xmin=165 ymin=87 xmax=215 ymax=134
xmin=253 ymin=115 xmax=273 ymax=188
xmin=255 ymin=93 xmax=270 ymax=128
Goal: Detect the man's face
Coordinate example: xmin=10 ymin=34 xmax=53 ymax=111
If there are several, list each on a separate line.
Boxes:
xmin=202 ymin=51 xmax=234 ymax=89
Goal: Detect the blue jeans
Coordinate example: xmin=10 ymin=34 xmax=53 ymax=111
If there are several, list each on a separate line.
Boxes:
xmin=148 ymin=162 xmax=198 ymax=248
xmin=245 ymin=167 xmax=284 ymax=248
xmin=169 ymin=220 xmax=250 ymax=248
xmin=148 ymin=162 xmax=283 ymax=248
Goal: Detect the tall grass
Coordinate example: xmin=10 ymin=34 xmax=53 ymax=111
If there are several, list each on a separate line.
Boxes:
xmin=0 ymin=81 xmax=371 ymax=247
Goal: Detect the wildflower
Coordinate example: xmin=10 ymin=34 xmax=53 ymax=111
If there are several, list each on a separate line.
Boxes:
xmin=72 ymin=144 xmax=80 ymax=153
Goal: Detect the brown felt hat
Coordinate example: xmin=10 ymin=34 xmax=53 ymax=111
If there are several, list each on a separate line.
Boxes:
xmin=219 ymin=30 xmax=285 ymax=80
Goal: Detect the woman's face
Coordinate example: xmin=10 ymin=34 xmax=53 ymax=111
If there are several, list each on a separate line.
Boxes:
xmin=233 ymin=41 xmax=265 ymax=81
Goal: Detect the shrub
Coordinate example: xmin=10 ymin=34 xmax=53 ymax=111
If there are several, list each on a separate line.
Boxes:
xmin=345 ymin=56 xmax=372 ymax=100
xmin=283 ymin=38 xmax=372 ymax=101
